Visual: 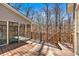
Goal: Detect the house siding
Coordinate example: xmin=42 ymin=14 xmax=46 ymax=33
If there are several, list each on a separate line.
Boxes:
xmin=0 ymin=4 xmax=31 ymax=45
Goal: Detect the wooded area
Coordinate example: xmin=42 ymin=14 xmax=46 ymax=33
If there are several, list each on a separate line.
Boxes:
xmin=9 ymin=3 xmax=74 ymax=50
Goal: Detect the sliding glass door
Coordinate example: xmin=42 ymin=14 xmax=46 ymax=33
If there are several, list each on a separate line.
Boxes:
xmin=9 ymin=22 xmax=18 ymax=43
xmin=0 ymin=21 xmax=7 ymax=45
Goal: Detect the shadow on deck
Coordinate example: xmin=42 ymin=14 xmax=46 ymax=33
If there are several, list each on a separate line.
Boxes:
xmin=0 ymin=41 xmax=28 ymax=54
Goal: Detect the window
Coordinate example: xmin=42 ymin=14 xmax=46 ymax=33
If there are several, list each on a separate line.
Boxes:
xmin=19 ymin=24 xmax=25 ymax=36
xmin=27 ymin=24 xmax=31 ymax=38
xmin=0 ymin=21 xmax=7 ymax=45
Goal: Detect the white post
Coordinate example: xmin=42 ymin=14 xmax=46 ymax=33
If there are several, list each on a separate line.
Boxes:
xmin=74 ymin=9 xmax=77 ymax=55
xmin=7 ymin=21 xmax=9 ymax=45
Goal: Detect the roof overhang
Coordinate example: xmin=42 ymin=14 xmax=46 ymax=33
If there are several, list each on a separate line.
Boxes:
xmin=1 ymin=3 xmax=32 ymax=24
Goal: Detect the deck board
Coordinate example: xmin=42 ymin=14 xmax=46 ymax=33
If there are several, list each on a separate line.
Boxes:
xmin=0 ymin=41 xmax=74 ymax=56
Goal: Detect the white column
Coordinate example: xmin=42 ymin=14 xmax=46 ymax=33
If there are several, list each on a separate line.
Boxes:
xmin=74 ymin=9 xmax=77 ymax=55
xmin=7 ymin=21 xmax=9 ymax=45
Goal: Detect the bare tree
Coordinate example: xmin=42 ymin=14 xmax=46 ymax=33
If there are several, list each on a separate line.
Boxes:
xmin=35 ymin=11 xmax=42 ymax=43
xmin=46 ymin=4 xmax=65 ymax=50
xmin=24 ymin=5 xmax=34 ymax=19
xmin=43 ymin=4 xmax=50 ymax=42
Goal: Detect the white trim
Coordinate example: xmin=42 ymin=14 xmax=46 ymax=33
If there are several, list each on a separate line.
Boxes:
xmin=74 ymin=9 xmax=77 ymax=55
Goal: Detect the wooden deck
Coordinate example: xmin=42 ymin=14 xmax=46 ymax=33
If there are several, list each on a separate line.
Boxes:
xmin=0 ymin=41 xmax=38 ymax=56
xmin=0 ymin=40 xmax=74 ymax=56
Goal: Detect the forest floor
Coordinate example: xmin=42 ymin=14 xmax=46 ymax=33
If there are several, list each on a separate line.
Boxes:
xmin=0 ymin=39 xmax=74 ymax=56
